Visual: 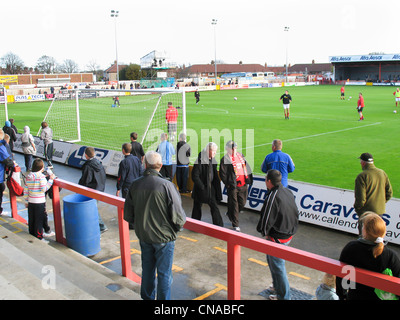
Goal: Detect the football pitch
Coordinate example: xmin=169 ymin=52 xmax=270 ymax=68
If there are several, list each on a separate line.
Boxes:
xmin=7 ymin=85 xmax=400 ymax=197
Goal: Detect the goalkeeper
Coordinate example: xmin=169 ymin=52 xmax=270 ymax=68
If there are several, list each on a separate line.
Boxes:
xmin=165 ymin=102 xmax=178 ymax=141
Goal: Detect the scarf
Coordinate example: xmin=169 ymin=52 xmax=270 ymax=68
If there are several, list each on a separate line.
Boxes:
xmin=230 ymin=152 xmax=248 ymax=181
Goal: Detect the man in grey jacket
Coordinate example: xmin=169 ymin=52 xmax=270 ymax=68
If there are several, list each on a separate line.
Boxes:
xmin=124 ymin=151 xmax=186 ymax=300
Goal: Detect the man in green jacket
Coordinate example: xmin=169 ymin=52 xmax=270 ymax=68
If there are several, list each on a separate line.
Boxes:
xmin=124 ymin=151 xmax=186 ymax=300
xmin=354 ymin=153 xmax=392 ymax=232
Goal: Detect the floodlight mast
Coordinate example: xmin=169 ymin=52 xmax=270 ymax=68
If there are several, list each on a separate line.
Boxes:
xmin=284 ymin=26 xmax=290 ymax=83
xmin=111 ymin=10 xmax=119 ymax=86
xmin=212 ymin=19 xmax=218 ymax=88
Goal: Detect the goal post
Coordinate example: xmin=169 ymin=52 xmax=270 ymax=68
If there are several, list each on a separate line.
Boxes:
xmin=0 ymin=87 xmax=9 ymax=124
xmin=39 ymin=88 xmax=186 ymax=152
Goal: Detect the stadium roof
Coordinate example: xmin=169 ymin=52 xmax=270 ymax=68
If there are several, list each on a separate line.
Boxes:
xmin=330 ymin=54 xmax=400 ymax=63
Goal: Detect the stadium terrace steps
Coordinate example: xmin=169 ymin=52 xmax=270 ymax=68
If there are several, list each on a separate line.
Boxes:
xmin=0 ymin=216 xmax=141 ymax=300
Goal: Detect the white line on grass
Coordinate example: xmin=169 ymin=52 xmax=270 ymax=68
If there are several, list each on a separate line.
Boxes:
xmin=245 ymin=121 xmax=382 ymax=150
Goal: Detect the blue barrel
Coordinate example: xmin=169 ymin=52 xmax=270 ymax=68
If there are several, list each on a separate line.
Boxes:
xmin=63 ymin=194 xmax=101 ymax=256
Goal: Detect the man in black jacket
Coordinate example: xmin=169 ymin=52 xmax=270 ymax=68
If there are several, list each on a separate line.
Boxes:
xmin=219 ymin=140 xmax=253 ymax=231
xmin=257 ymin=169 xmax=299 ymax=300
xmin=191 ymin=142 xmax=223 ymax=227
xmin=117 ymin=143 xmax=143 ymax=229
xmin=116 ymin=143 xmax=143 ymax=198
xmin=78 ymin=147 xmax=108 ymax=232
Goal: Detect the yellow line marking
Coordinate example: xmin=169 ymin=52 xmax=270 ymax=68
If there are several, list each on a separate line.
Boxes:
xmin=172 ymin=265 xmax=183 ymax=272
xmin=248 ymin=258 xmax=268 ymax=266
xmin=213 ymin=246 xmax=227 ymax=253
xmin=116 ymin=240 xmax=139 ymax=244
xmin=178 ymin=235 xmax=198 ymax=242
xmin=289 ymin=272 xmax=311 ymax=280
xmin=194 ymin=283 xmax=227 ymax=300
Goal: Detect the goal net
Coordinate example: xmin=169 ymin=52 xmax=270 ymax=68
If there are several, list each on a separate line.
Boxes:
xmin=38 ymin=88 xmax=186 ymax=152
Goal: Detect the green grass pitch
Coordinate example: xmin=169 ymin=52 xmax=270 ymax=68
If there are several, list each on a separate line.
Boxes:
xmin=7 ymin=85 xmax=400 ymax=197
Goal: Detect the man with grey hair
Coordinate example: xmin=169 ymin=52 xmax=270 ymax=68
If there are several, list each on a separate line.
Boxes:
xmin=191 ymin=142 xmax=223 ymax=227
xmin=124 ymin=151 xmax=186 ymax=300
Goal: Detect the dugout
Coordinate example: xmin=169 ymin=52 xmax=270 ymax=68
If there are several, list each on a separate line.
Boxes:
xmin=330 ymin=54 xmax=400 ymax=83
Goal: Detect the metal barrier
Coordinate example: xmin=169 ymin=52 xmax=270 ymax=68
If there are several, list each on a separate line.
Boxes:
xmin=10 ymin=178 xmax=400 ymax=300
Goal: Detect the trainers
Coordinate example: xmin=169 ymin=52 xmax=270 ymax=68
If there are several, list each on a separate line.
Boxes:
xmin=266 ymin=284 xmax=276 ymax=294
xmin=40 ymin=238 xmax=49 ymax=244
xmin=233 ymin=227 xmax=241 ymax=232
xmin=43 ymin=231 xmax=55 ymax=238
xmin=268 ymin=294 xmax=278 ymax=300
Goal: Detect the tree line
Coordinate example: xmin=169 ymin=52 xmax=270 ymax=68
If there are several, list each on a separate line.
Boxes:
xmin=0 ymin=51 xmax=148 ymax=81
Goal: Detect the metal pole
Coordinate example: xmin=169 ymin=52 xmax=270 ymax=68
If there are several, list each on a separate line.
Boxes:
xmin=212 ymin=19 xmax=218 ymax=88
xmin=284 ymin=26 xmax=290 ymax=83
xmin=111 ymin=10 xmax=119 ymax=86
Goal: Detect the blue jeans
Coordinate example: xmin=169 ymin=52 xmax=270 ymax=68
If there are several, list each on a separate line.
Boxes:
xmin=139 ymin=241 xmax=175 ymax=300
xmin=266 ymin=240 xmax=291 ymax=300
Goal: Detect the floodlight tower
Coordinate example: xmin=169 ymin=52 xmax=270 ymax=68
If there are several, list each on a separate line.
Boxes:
xmin=212 ymin=19 xmax=218 ymax=87
xmin=284 ymin=26 xmax=290 ymax=83
xmin=111 ymin=10 xmax=119 ymax=86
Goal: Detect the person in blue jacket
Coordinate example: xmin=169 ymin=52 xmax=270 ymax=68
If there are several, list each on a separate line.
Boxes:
xmin=261 ymin=139 xmax=295 ymax=187
xmin=0 ymin=129 xmax=15 ymax=215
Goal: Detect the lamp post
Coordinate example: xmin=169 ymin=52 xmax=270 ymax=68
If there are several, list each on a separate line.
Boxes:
xmin=111 ymin=10 xmax=119 ymax=86
xmin=284 ymin=26 xmax=290 ymax=83
xmin=212 ymin=19 xmax=218 ymax=88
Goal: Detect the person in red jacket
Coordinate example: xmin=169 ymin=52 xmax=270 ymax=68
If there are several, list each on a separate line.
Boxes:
xmin=357 ymin=92 xmax=365 ymax=121
xmin=165 ymin=102 xmax=178 ymax=141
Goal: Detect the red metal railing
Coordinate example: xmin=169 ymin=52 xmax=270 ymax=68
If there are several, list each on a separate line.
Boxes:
xmin=10 ymin=178 xmax=400 ymax=299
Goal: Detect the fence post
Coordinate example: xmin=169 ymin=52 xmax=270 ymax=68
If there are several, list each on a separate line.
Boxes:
xmin=51 ymin=184 xmax=66 ymax=245
xmin=9 ymin=189 xmax=26 ymax=224
xmin=117 ymin=206 xmax=141 ymax=284
xmin=227 ymin=242 xmax=241 ymax=300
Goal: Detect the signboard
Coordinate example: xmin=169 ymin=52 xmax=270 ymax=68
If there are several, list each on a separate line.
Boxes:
xmin=14 ymin=94 xmax=46 ymax=102
xmin=222 ymin=176 xmax=400 ymax=245
xmin=330 ymin=54 xmax=400 ymax=63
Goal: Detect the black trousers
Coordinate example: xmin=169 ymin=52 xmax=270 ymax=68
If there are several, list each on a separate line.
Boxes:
xmin=191 ymin=193 xmax=223 ymax=227
xmin=28 ymin=202 xmax=48 ymax=240
xmin=0 ymin=182 xmax=5 ymax=214
xmin=160 ymin=165 xmax=173 ymax=181
xmin=226 ymin=185 xmax=248 ymax=228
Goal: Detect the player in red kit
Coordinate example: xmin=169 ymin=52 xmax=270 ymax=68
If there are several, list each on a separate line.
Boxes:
xmin=165 ymin=102 xmax=178 ymax=141
xmin=357 ymin=93 xmax=364 ymax=121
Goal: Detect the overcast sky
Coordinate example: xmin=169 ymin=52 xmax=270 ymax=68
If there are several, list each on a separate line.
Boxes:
xmin=2 ymin=0 xmax=399 ymax=71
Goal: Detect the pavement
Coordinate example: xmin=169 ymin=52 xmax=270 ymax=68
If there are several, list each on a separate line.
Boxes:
xmin=5 ymin=152 xmax=400 ymax=301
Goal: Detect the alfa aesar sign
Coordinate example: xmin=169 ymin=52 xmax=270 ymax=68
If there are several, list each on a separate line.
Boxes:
xmin=222 ymin=176 xmax=400 ymax=245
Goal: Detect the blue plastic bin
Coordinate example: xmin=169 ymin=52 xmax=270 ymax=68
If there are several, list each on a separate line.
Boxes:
xmin=63 ymin=194 xmax=101 ymax=256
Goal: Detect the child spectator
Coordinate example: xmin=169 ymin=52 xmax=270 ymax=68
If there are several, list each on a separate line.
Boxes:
xmin=316 ymin=273 xmax=339 ymax=300
xmin=24 ymin=158 xmax=56 ymax=243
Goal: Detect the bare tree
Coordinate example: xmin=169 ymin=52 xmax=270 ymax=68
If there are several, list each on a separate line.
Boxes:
xmin=0 ymin=52 xmax=24 ymax=74
xmin=58 ymin=59 xmax=79 ymax=73
xmin=86 ymin=60 xmax=100 ymax=73
xmin=36 ymin=55 xmax=57 ymax=74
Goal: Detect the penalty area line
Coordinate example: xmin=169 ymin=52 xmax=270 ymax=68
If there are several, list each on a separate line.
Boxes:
xmin=247 ymin=122 xmax=382 ymax=150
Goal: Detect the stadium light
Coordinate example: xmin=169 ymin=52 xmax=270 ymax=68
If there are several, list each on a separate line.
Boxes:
xmin=284 ymin=26 xmax=290 ymax=83
xmin=111 ymin=10 xmax=120 ymax=86
xmin=212 ymin=19 xmax=218 ymax=87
